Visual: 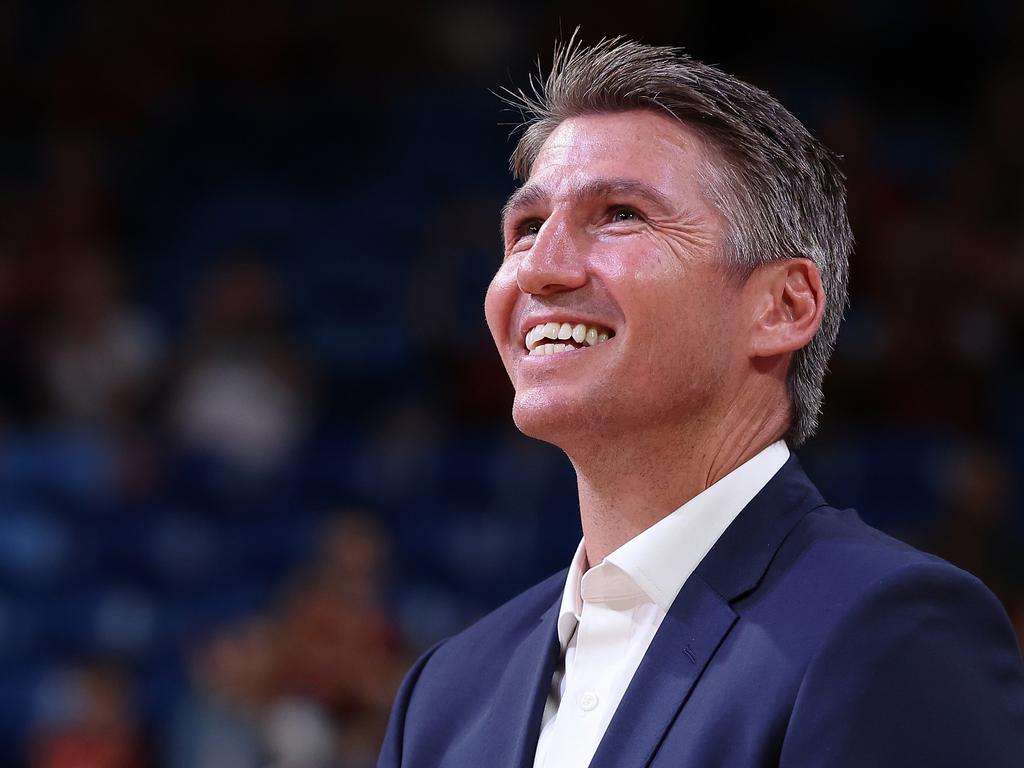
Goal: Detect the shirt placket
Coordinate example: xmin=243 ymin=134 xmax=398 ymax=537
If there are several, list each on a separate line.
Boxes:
xmin=542 ymin=582 xmax=638 ymax=768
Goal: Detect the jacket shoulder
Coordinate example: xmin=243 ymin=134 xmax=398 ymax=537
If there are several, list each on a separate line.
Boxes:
xmin=772 ymin=509 xmax=1024 ymax=765
xmin=430 ymin=568 xmax=566 ymax=664
xmin=743 ymin=503 xmax=1016 ymax=660
xmin=774 ymin=504 xmax=974 ymax=597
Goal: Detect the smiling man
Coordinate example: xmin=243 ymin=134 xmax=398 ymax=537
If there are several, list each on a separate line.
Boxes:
xmin=379 ymin=38 xmax=1024 ymax=768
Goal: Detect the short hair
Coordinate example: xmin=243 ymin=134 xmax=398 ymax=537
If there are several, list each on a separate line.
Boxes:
xmin=503 ymin=36 xmax=853 ymax=447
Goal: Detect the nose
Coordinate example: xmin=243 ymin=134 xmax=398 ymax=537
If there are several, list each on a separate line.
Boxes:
xmin=516 ymin=215 xmax=588 ymax=296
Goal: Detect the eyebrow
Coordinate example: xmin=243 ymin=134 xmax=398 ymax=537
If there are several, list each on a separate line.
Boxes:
xmin=500 ymin=177 xmax=678 ymax=234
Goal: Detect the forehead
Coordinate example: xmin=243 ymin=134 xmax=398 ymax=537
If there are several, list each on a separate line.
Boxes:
xmin=527 ymin=110 xmax=711 ymax=201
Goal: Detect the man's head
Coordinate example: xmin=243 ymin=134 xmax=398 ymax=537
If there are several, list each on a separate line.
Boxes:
xmin=485 ymin=37 xmax=852 ymax=449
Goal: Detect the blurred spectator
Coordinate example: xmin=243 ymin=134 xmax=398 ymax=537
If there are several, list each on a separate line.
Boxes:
xmin=275 ymin=513 xmax=405 ymax=766
xmin=29 ymin=660 xmax=147 ymax=768
xmin=171 ymin=258 xmax=311 ymax=476
xmin=41 ymin=255 xmax=162 ymax=431
xmin=167 ymin=513 xmax=406 ymax=768
xmin=167 ymin=618 xmax=276 ymax=768
xmin=0 ymin=251 xmax=161 ymax=500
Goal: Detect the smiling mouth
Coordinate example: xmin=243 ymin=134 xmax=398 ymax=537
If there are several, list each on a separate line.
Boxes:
xmin=524 ymin=321 xmax=615 ymax=356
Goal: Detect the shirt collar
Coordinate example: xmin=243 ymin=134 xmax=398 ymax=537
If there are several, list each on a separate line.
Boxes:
xmin=556 ymin=540 xmax=588 ymax=648
xmin=555 ymin=440 xmax=790 ymax=649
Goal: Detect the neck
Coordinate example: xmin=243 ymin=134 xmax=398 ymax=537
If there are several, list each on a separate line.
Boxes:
xmin=565 ymin=390 xmax=786 ymax=567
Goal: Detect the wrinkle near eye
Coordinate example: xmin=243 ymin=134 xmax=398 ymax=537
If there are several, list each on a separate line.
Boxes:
xmin=642 ymin=210 xmax=720 ymax=261
xmin=648 ymin=226 xmax=717 ymax=260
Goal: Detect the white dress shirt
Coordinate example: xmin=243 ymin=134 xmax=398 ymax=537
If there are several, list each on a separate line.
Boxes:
xmin=532 ymin=441 xmax=790 ymax=768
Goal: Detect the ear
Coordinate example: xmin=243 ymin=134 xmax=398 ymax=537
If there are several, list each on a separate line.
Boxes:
xmin=746 ymin=258 xmax=825 ymax=359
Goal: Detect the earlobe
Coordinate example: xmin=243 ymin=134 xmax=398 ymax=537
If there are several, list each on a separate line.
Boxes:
xmin=749 ymin=259 xmax=825 ymax=359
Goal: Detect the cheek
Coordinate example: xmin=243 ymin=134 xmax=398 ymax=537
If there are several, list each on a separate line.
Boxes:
xmin=624 ymin=265 xmax=740 ymax=372
xmin=484 ymin=264 xmax=518 ymax=347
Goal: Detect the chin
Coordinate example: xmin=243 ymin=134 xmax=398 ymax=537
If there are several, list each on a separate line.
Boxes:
xmin=510 ymin=388 xmax=613 ymax=447
xmin=511 ymin=393 xmax=580 ymax=444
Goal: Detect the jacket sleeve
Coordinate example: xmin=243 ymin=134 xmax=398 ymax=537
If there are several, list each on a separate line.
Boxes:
xmin=377 ymin=640 xmax=446 ymax=768
xmin=780 ymin=561 xmax=1024 ymax=767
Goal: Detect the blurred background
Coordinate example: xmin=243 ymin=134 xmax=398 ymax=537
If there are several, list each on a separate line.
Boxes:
xmin=0 ymin=1 xmax=1022 ymax=765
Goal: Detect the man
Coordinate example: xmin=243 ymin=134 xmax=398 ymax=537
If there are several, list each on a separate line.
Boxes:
xmin=379 ymin=38 xmax=1024 ymax=767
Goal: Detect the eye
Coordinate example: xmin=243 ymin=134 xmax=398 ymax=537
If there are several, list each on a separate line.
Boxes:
xmin=503 ymin=218 xmax=543 ymax=256
xmin=512 ymin=218 xmax=543 ymax=242
xmin=609 ymin=206 xmax=641 ymax=223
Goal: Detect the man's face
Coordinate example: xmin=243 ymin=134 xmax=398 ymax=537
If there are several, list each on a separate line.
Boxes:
xmin=485 ymin=110 xmax=749 ymax=445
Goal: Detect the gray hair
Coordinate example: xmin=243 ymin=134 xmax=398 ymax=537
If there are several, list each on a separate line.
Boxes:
xmin=502 ymin=36 xmax=853 ymax=447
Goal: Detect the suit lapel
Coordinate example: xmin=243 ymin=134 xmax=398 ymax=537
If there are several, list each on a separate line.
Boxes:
xmin=475 ymin=593 xmax=561 ymax=768
xmin=694 ymin=455 xmax=826 ymax=601
xmin=589 ymin=575 xmax=736 ymax=768
xmin=589 ymin=456 xmax=827 ymax=768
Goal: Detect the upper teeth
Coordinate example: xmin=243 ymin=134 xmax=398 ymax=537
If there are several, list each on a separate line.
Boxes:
xmin=525 ymin=321 xmax=612 ymax=355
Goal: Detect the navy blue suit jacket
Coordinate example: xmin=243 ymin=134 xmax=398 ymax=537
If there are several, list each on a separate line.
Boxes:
xmin=379 ymin=456 xmax=1024 ymax=766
